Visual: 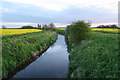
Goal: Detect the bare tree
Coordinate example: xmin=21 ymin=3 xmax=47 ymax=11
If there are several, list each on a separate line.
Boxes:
xmin=38 ymin=24 xmax=41 ymax=29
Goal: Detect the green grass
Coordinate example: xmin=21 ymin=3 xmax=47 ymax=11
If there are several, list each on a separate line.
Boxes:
xmin=2 ymin=31 xmax=57 ymax=78
xmin=67 ymin=32 xmax=119 ymax=78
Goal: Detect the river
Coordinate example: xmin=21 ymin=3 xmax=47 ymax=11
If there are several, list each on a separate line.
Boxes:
xmin=10 ymin=34 xmax=69 ymax=78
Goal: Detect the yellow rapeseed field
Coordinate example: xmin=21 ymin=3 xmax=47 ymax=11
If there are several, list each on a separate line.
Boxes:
xmin=1 ymin=28 xmax=119 ymax=36
xmin=57 ymin=28 xmax=119 ymax=33
xmin=91 ymin=28 xmax=119 ymax=32
xmin=0 ymin=29 xmax=42 ymax=36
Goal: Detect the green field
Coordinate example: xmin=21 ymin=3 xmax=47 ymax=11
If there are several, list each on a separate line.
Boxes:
xmin=2 ymin=27 xmax=119 ymax=78
xmin=2 ymin=31 xmax=57 ymax=77
xmin=67 ymin=32 xmax=119 ymax=78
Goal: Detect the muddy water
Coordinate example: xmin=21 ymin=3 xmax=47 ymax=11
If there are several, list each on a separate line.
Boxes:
xmin=11 ymin=35 xmax=69 ymax=78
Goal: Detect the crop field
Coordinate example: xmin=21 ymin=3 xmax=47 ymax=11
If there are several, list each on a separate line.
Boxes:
xmin=1 ymin=29 xmax=42 ymax=36
xmin=91 ymin=28 xmax=119 ymax=33
xmin=56 ymin=28 xmax=120 ymax=36
xmin=57 ymin=28 xmax=120 ymax=32
xmin=1 ymin=27 xmax=119 ymax=78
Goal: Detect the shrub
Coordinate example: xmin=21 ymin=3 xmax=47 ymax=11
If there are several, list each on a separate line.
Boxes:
xmin=66 ymin=20 xmax=91 ymax=42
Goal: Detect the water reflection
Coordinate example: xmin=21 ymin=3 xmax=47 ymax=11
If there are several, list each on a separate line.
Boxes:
xmin=12 ymin=35 xmax=69 ymax=78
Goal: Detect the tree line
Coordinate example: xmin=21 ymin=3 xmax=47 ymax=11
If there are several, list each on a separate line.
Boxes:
xmin=97 ymin=24 xmax=118 ymax=28
xmin=21 ymin=23 xmax=56 ymax=31
xmin=2 ymin=23 xmax=56 ymax=31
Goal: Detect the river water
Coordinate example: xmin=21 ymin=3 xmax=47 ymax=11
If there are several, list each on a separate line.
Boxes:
xmin=11 ymin=35 xmax=69 ymax=78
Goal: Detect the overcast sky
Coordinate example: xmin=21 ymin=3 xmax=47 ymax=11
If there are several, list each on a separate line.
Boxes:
xmin=0 ymin=0 xmax=119 ymax=28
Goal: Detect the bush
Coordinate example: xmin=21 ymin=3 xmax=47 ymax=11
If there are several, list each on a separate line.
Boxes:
xmin=66 ymin=20 xmax=91 ymax=42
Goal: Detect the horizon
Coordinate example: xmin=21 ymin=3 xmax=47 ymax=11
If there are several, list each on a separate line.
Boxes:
xmin=0 ymin=22 xmax=118 ymax=28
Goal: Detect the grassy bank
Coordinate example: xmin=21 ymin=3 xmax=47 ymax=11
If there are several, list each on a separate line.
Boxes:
xmin=2 ymin=31 xmax=57 ymax=78
xmin=67 ymin=32 xmax=119 ymax=78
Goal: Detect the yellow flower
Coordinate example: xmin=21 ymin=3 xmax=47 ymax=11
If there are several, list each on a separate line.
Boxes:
xmin=0 ymin=29 xmax=42 ymax=36
xmin=91 ymin=28 xmax=119 ymax=32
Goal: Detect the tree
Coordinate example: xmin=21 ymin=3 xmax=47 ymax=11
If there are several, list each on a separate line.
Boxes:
xmin=42 ymin=24 xmax=50 ymax=30
xmin=97 ymin=25 xmax=104 ymax=28
xmin=38 ymin=24 xmax=41 ymax=29
xmin=49 ymin=23 xmax=55 ymax=31
xmin=66 ymin=20 xmax=91 ymax=42
xmin=111 ymin=25 xmax=118 ymax=28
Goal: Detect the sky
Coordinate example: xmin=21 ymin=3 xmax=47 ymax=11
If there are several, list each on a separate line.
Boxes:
xmin=0 ymin=0 xmax=119 ymax=28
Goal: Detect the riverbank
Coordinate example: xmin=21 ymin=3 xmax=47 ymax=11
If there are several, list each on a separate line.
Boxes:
xmin=2 ymin=31 xmax=57 ymax=78
xmin=66 ymin=32 xmax=119 ymax=78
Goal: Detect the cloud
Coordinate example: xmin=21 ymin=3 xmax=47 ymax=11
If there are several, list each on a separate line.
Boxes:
xmin=54 ymin=23 xmax=69 ymax=27
xmin=1 ymin=0 xmax=118 ymax=28
xmin=0 ymin=22 xmax=38 ymax=28
xmin=1 ymin=0 xmax=119 ymax=12
xmin=1 ymin=22 xmax=117 ymax=28
xmin=1 ymin=0 xmax=68 ymax=11
xmin=91 ymin=22 xmax=118 ymax=27
xmin=0 ymin=22 xmax=68 ymax=27
xmin=1 ymin=22 xmax=36 ymax=25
